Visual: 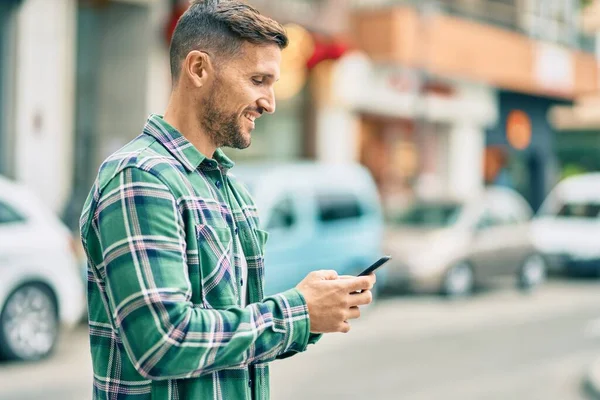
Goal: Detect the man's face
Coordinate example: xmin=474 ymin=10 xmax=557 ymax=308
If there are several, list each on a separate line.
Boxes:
xmin=200 ymin=42 xmax=281 ymax=150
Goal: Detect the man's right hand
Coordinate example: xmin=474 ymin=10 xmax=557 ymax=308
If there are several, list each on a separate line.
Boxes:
xmin=296 ymin=270 xmax=375 ymax=334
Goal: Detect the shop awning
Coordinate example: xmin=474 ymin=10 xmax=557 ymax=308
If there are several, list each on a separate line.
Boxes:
xmin=549 ymin=93 xmax=600 ymax=131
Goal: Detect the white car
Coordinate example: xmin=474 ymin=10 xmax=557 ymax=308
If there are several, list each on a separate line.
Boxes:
xmin=0 ymin=175 xmax=85 ymax=361
xmin=533 ymin=173 xmax=600 ymax=276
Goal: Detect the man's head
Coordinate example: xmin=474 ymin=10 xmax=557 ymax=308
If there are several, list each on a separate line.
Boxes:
xmin=169 ymin=0 xmax=288 ymax=151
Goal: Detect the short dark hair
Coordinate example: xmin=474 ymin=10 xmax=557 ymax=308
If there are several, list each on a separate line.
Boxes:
xmin=170 ymin=0 xmax=289 ymax=82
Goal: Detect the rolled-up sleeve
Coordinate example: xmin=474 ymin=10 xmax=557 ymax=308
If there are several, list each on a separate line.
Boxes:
xmin=93 ymin=167 xmax=313 ymax=380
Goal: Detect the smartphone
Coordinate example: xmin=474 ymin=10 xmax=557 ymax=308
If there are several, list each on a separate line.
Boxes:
xmin=357 ymin=255 xmax=392 ymax=277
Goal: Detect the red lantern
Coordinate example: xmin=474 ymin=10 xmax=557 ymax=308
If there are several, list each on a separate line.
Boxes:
xmin=306 ymin=34 xmax=349 ymax=70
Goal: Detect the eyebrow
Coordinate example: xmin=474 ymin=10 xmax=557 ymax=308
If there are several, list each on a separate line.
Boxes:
xmin=254 ymin=73 xmax=279 ymax=82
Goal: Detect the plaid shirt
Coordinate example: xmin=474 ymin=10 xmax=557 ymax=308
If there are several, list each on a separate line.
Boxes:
xmin=80 ymin=114 xmax=320 ymax=400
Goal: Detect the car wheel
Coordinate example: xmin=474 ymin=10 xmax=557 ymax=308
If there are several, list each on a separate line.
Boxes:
xmin=517 ymin=254 xmax=546 ymax=291
xmin=0 ymin=283 xmax=59 ymax=361
xmin=442 ymin=262 xmax=474 ymax=298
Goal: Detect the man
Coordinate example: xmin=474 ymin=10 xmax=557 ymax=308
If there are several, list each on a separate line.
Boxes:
xmin=79 ymin=1 xmax=376 ymax=399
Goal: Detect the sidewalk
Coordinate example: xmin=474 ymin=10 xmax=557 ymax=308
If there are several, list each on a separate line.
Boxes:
xmin=584 ymin=357 xmax=600 ymax=398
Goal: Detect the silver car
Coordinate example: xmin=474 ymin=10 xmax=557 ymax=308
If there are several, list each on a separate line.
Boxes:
xmin=384 ymin=187 xmax=546 ymax=297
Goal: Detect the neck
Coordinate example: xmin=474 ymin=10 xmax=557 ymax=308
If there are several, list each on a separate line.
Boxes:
xmin=163 ymin=89 xmax=217 ymax=158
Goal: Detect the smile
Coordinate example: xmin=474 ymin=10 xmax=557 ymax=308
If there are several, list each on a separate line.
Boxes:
xmin=244 ymin=113 xmax=256 ymax=123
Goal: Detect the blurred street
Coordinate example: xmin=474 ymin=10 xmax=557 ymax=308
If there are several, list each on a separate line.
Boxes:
xmin=2 ymin=279 xmax=599 ymax=400
xmin=5 ymin=1 xmax=600 ymax=399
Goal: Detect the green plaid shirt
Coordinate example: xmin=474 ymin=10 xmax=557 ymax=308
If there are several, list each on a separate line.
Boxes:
xmin=80 ymin=114 xmax=320 ymax=400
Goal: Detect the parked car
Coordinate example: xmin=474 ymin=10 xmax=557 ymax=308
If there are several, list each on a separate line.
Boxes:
xmin=533 ymin=173 xmax=600 ymax=276
xmin=0 ymin=175 xmax=85 ymax=361
xmin=233 ymin=162 xmax=386 ymax=296
xmin=384 ymin=186 xmax=546 ymax=297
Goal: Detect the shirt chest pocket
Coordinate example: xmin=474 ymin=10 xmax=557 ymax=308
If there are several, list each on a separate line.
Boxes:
xmin=195 ymin=224 xmax=238 ymax=308
xmin=253 ymin=228 xmax=269 ymax=259
xmin=237 ymin=227 xmax=269 ymax=263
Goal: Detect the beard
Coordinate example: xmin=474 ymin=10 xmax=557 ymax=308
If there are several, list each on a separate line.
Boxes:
xmin=200 ymin=88 xmax=250 ymax=150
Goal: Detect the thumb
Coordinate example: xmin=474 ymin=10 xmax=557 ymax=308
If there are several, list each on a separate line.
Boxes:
xmin=315 ymin=270 xmax=339 ymax=280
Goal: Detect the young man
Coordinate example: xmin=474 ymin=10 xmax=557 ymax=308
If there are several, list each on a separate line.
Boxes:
xmin=79 ymin=1 xmax=376 ymax=399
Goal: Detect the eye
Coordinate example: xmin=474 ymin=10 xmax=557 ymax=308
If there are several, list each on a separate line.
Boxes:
xmin=252 ymin=77 xmax=264 ymax=86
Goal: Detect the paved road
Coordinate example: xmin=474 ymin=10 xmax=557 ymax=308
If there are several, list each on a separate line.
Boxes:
xmin=2 ymin=279 xmax=600 ymax=400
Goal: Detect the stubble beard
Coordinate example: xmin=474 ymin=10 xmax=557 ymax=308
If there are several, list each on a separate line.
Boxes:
xmin=201 ymin=91 xmax=251 ymax=151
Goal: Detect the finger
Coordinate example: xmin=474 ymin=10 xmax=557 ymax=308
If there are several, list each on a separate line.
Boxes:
xmin=346 ymin=306 xmax=361 ymax=320
xmin=339 ymin=321 xmax=351 ymax=333
xmin=367 ymin=273 xmax=377 ymax=285
xmin=314 ymin=270 xmax=339 ymax=280
xmin=369 ymin=272 xmax=377 ymax=284
xmin=340 ymin=276 xmax=374 ymax=292
xmin=348 ymin=290 xmax=373 ymax=307
xmin=340 ymin=274 xmax=375 ymax=281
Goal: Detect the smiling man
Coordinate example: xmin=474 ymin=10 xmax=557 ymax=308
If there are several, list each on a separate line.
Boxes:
xmin=79 ymin=1 xmax=375 ymax=399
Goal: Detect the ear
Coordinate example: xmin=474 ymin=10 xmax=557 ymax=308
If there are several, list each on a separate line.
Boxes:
xmin=183 ymin=50 xmax=214 ymax=88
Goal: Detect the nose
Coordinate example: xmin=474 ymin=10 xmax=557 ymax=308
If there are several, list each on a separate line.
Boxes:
xmin=257 ymin=89 xmax=276 ymax=114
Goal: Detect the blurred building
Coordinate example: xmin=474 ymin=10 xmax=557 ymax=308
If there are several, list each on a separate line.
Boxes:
xmin=3 ymin=0 xmax=599 ymax=225
xmin=0 ymin=0 xmax=171 ymax=229
xmin=0 ymin=0 xmax=18 ymax=180
xmin=549 ymin=0 xmax=600 ymax=180
xmin=350 ymin=0 xmax=599 ymax=211
xmin=65 ymin=0 xmax=172 ymax=227
xmin=255 ymin=0 xmax=498 ymax=210
xmin=0 ymin=0 xmax=76 ymax=217
xmin=1 ymin=0 xmax=352 ymax=227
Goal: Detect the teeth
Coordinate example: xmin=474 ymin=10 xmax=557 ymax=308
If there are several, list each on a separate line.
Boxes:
xmin=244 ymin=114 xmax=256 ymax=122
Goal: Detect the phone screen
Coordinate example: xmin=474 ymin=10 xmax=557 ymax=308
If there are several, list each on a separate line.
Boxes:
xmin=357 ymin=255 xmax=391 ymax=277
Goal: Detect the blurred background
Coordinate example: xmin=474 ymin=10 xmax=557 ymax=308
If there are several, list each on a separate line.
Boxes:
xmin=4 ymin=0 xmax=600 ymax=398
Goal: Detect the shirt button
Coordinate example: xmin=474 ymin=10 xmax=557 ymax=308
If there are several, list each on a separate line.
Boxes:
xmin=234 ymin=227 xmax=239 ymax=235
xmin=215 ymin=180 xmax=222 ymax=189
xmin=240 ymin=278 xmax=244 ymax=286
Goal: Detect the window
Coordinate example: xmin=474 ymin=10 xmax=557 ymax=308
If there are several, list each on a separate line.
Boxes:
xmin=0 ymin=201 xmax=25 ymax=225
xmin=390 ymin=202 xmax=462 ymax=228
xmin=267 ymin=197 xmax=296 ymax=230
xmin=476 ymin=211 xmax=494 ymax=230
xmin=317 ymin=193 xmax=364 ymax=223
xmin=523 ymin=0 xmax=579 ymax=47
xmin=556 ymin=202 xmax=600 ymax=219
xmin=0 ymin=1 xmax=18 ymax=177
xmin=475 ymin=208 xmax=509 ymax=230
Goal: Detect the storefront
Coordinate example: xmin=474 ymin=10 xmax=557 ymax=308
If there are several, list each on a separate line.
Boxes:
xmin=326 ymin=54 xmax=497 ymax=211
xmin=485 ymin=91 xmax=571 ymax=211
xmin=350 ymin=4 xmax=598 ymax=211
xmin=554 ymin=130 xmax=600 ymax=178
xmin=358 ymin=115 xmax=452 ymax=209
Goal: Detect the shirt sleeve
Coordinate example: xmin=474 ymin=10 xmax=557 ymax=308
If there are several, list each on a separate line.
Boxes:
xmin=92 ymin=167 xmax=313 ymax=381
xmin=274 ymin=287 xmax=322 ymax=360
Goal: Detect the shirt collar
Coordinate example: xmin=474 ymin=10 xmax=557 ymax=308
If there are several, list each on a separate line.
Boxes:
xmin=143 ymin=114 xmax=235 ymax=172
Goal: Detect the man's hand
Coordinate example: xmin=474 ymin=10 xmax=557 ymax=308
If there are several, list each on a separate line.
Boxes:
xmin=296 ymin=270 xmax=376 ymax=334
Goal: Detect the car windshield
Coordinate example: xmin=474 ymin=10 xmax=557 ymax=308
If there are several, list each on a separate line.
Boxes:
xmin=390 ymin=202 xmax=463 ymax=227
